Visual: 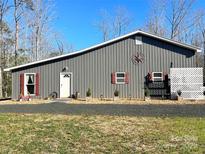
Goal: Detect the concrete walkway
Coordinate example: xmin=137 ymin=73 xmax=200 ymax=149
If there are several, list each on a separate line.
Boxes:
xmin=0 ymin=101 xmax=204 ymax=117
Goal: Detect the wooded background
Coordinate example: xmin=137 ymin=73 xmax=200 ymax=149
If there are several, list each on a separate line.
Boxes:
xmin=0 ymin=0 xmax=204 ymax=98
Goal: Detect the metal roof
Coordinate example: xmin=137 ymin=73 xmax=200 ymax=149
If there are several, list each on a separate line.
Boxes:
xmin=4 ymin=30 xmax=201 ymax=71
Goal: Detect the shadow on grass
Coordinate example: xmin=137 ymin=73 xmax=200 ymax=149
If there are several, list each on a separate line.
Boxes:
xmin=0 ymin=102 xmax=204 ymax=117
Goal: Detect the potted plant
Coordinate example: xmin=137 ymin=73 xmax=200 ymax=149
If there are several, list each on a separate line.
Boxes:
xmin=144 ymin=87 xmax=150 ymax=101
xmin=113 ymin=89 xmax=119 ymax=101
xmin=177 ymin=90 xmax=183 ymax=101
xmin=86 ymin=88 xmax=92 ymax=101
xmin=19 ymin=92 xmax=31 ymax=101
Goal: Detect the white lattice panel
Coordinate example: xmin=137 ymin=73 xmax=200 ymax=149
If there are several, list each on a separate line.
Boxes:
xmin=170 ymin=68 xmax=204 ymax=100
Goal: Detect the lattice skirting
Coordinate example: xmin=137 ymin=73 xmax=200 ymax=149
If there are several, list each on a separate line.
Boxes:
xmin=170 ymin=68 xmax=204 ymax=100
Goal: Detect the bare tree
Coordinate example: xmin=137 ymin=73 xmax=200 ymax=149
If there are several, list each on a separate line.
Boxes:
xmin=96 ymin=6 xmax=132 ymax=41
xmin=53 ymin=33 xmax=74 ymax=56
xmin=166 ymin=0 xmax=195 ymax=40
xmin=0 ymin=0 xmax=10 ymax=98
xmin=0 ymin=0 xmax=9 ymax=58
xmin=26 ymin=0 xmax=56 ymax=61
xmin=196 ymin=12 xmax=205 ymax=82
xmin=144 ymin=0 xmax=166 ymax=36
xmin=13 ymin=0 xmax=33 ymax=65
xmin=146 ymin=0 xmax=203 ymax=44
xmin=112 ymin=6 xmax=131 ymax=37
xmin=95 ymin=9 xmax=111 ymax=42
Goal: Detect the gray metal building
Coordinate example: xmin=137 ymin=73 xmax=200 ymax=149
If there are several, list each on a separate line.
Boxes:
xmin=5 ymin=30 xmax=201 ymax=100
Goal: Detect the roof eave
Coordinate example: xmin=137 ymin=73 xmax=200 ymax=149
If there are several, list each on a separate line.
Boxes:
xmin=137 ymin=31 xmax=200 ymax=52
xmin=4 ymin=30 xmax=200 ymax=72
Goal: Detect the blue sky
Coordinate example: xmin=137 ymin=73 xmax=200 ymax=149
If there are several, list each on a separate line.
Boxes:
xmin=54 ymin=0 xmax=205 ymax=51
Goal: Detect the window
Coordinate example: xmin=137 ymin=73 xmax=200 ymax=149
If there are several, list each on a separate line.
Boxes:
xmin=135 ymin=36 xmax=142 ymax=45
xmin=25 ymin=73 xmax=36 ymax=95
xmin=152 ymin=72 xmax=163 ymax=81
xmin=111 ymin=72 xmax=129 ymax=84
xmin=116 ymin=72 xmax=126 ymax=84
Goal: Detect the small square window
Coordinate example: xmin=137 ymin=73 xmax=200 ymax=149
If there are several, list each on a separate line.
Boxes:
xmin=135 ymin=36 xmax=142 ymax=45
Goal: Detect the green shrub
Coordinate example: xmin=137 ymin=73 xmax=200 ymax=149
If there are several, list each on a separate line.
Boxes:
xmin=144 ymin=87 xmax=150 ymax=97
xmin=114 ymin=89 xmax=119 ymax=97
xmin=177 ymin=90 xmax=182 ymax=96
xmin=86 ymin=88 xmax=91 ymax=97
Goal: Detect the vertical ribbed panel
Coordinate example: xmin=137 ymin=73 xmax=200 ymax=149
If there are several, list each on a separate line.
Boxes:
xmin=11 ymin=35 xmax=197 ymax=100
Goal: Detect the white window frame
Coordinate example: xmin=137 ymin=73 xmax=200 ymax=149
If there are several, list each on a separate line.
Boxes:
xmin=24 ymin=73 xmax=36 ymax=96
xmin=152 ymin=72 xmax=163 ymax=81
xmin=116 ymin=72 xmax=126 ymax=84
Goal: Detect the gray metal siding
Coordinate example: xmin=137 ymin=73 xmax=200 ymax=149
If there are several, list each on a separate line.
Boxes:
xmin=11 ymin=34 xmax=196 ymax=100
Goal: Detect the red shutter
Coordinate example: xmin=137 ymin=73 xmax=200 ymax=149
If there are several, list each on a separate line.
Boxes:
xmin=111 ymin=72 xmax=116 ymax=84
xmin=20 ymin=74 xmax=24 ymax=96
xmin=163 ymin=72 xmax=168 ymax=81
xmin=125 ymin=72 xmax=129 ymax=84
xmin=36 ymin=73 xmax=39 ymax=96
xmin=148 ymin=72 xmax=153 ymax=81
xmin=163 ymin=72 xmax=165 ymax=81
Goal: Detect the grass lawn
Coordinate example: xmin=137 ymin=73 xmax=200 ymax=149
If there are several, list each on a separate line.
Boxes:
xmin=0 ymin=114 xmax=204 ymax=153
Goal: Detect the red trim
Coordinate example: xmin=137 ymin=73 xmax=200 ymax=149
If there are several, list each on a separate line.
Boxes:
xmin=125 ymin=72 xmax=129 ymax=84
xmin=111 ymin=72 xmax=116 ymax=84
xmin=20 ymin=74 xmax=24 ymax=96
xmin=163 ymin=72 xmax=166 ymax=81
xmin=148 ymin=72 xmax=152 ymax=81
xmin=36 ymin=73 xmax=39 ymax=96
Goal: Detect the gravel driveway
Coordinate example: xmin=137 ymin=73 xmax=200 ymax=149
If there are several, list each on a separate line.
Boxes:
xmin=0 ymin=101 xmax=204 ymax=117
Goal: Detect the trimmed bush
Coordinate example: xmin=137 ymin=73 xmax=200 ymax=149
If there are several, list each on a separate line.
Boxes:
xmin=144 ymin=87 xmax=150 ymax=97
xmin=86 ymin=88 xmax=91 ymax=97
xmin=177 ymin=90 xmax=182 ymax=96
xmin=114 ymin=89 xmax=119 ymax=97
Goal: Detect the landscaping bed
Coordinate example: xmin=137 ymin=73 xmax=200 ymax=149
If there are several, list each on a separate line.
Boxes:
xmin=0 ymin=99 xmax=50 ymax=105
xmin=71 ymin=98 xmax=205 ymax=105
xmin=0 ymin=114 xmax=204 ymax=153
xmin=1 ymin=98 xmax=204 ymax=105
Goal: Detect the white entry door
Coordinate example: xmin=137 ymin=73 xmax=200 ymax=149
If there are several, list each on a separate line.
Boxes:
xmin=60 ymin=73 xmax=71 ymax=98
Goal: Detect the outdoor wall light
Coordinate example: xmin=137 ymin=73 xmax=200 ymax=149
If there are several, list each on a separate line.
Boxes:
xmin=170 ymin=62 xmax=173 ymax=68
xmin=62 ymin=66 xmax=69 ymax=72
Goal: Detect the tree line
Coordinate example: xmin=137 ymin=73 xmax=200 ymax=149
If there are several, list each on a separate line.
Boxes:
xmin=0 ymin=0 xmax=72 ymax=97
